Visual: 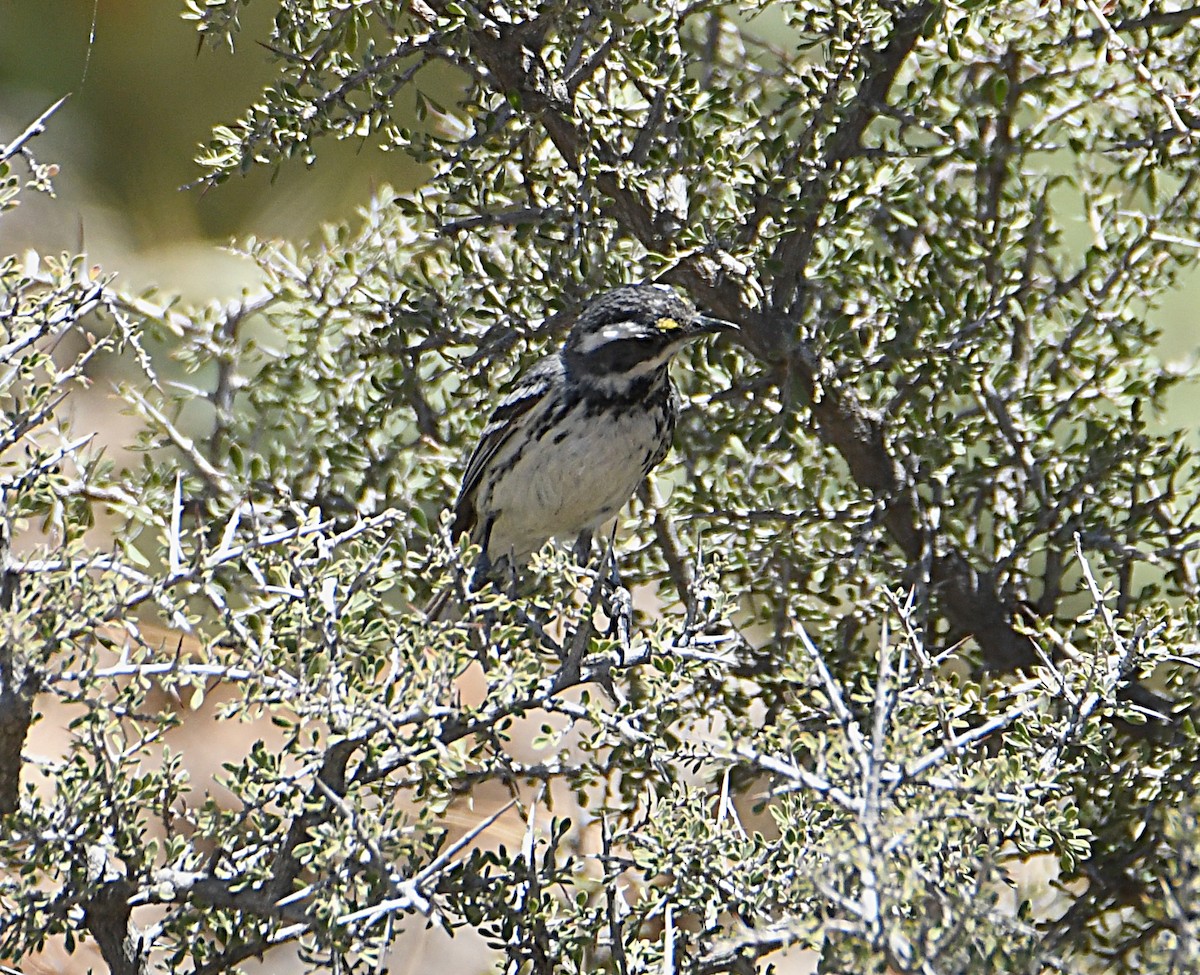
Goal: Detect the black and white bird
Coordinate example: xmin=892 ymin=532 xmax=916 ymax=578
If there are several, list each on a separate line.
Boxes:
xmin=447 ymin=283 xmax=736 ymax=579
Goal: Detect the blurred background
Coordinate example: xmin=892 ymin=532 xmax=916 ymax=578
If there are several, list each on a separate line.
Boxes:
xmin=0 ymin=0 xmax=428 ymax=302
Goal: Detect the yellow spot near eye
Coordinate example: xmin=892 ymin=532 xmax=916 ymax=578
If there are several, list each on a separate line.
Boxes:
xmin=657 ymin=317 xmax=680 ymax=331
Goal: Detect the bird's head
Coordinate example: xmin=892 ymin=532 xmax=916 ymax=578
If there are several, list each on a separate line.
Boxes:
xmin=562 ymin=284 xmax=737 ymax=388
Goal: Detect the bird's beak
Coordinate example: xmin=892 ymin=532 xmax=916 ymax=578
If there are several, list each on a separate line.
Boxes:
xmin=694 ymin=313 xmax=739 ymax=335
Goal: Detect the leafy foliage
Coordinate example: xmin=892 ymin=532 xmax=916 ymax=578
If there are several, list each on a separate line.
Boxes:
xmin=4 ymin=2 xmax=1200 ymax=974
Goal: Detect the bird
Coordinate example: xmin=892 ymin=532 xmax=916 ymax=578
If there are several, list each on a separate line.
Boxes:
xmin=435 ymin=283 xmax=736 ymax=607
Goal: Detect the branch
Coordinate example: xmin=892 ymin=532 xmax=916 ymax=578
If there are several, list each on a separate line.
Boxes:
xmin=0 ymin=94 xmax=69 ymax=165
xmin=422 ymin=2 xmax=663 ymax=247
xmin=83 ymin=879 xmax=148 ymax=975
xmin=767 ymin=0 xmax=940 ymax=319
xmin=0 ymin=667 xmax=35 ymax=816
xmin=695 ymin=920 xmax=807 ymax=975
xmin=1071 ymin=5 xmax=1200 ymax=45
xmin=1083 ymin=0 xmax=1197 ymax=139
xmin=0 ymin=497 xmax=37 ymax=815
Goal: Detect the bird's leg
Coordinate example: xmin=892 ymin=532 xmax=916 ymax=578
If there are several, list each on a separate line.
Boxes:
xmin=604 ymin=533 xmax=622 ymax=590
xmin=597 ymin=525 xmax=632 ymax=648
xmin=467 ymin=549 xmax=493 ymax=594
xmin=605 ymin=584 xmax=633 ymax=657
xmin=574 ymin=527 xmax=630 ymax=644
xmin=469 ymin=552 xmax=537 ymax=669
xmin=572 ymin=530 xmax=593 ymax=565
xmin=467 ymin=550 xmax=522 ymax=663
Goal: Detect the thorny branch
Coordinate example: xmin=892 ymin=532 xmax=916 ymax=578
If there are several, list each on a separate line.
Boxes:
xmin=7 ymin=4 xmax=1200 ymax=972
xmin=0 ymin=95 xmax=69 ymax=166
xmin=1 ymin=490 xmax=743 ymax=971
xmin=703 ymin=580 xmax=1152 ymax=972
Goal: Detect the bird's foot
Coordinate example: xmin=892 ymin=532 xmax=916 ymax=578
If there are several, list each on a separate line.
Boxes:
xmin=591 ymin=531 xmax=630 ymax=649
xmin=602 ymin=582 xmax=633 ymax=658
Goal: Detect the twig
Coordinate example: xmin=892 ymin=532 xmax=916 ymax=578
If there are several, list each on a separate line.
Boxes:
xmin=0 ymin=95 xmax=69 ymax=165
xmin=1083 ymin=0 xmax=1196 ymax=139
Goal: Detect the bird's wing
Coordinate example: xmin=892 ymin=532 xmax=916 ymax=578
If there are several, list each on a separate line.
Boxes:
xmin=451 ymin=354 xmax=564 ymax=540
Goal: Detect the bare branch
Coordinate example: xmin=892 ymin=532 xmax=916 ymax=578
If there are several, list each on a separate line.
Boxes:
xmin=0 ymin=94 xmax=69 ymax=165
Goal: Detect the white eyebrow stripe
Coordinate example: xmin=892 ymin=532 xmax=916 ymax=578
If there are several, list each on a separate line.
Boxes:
xmin=573 ymin=320 xmax=652 ymax=355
